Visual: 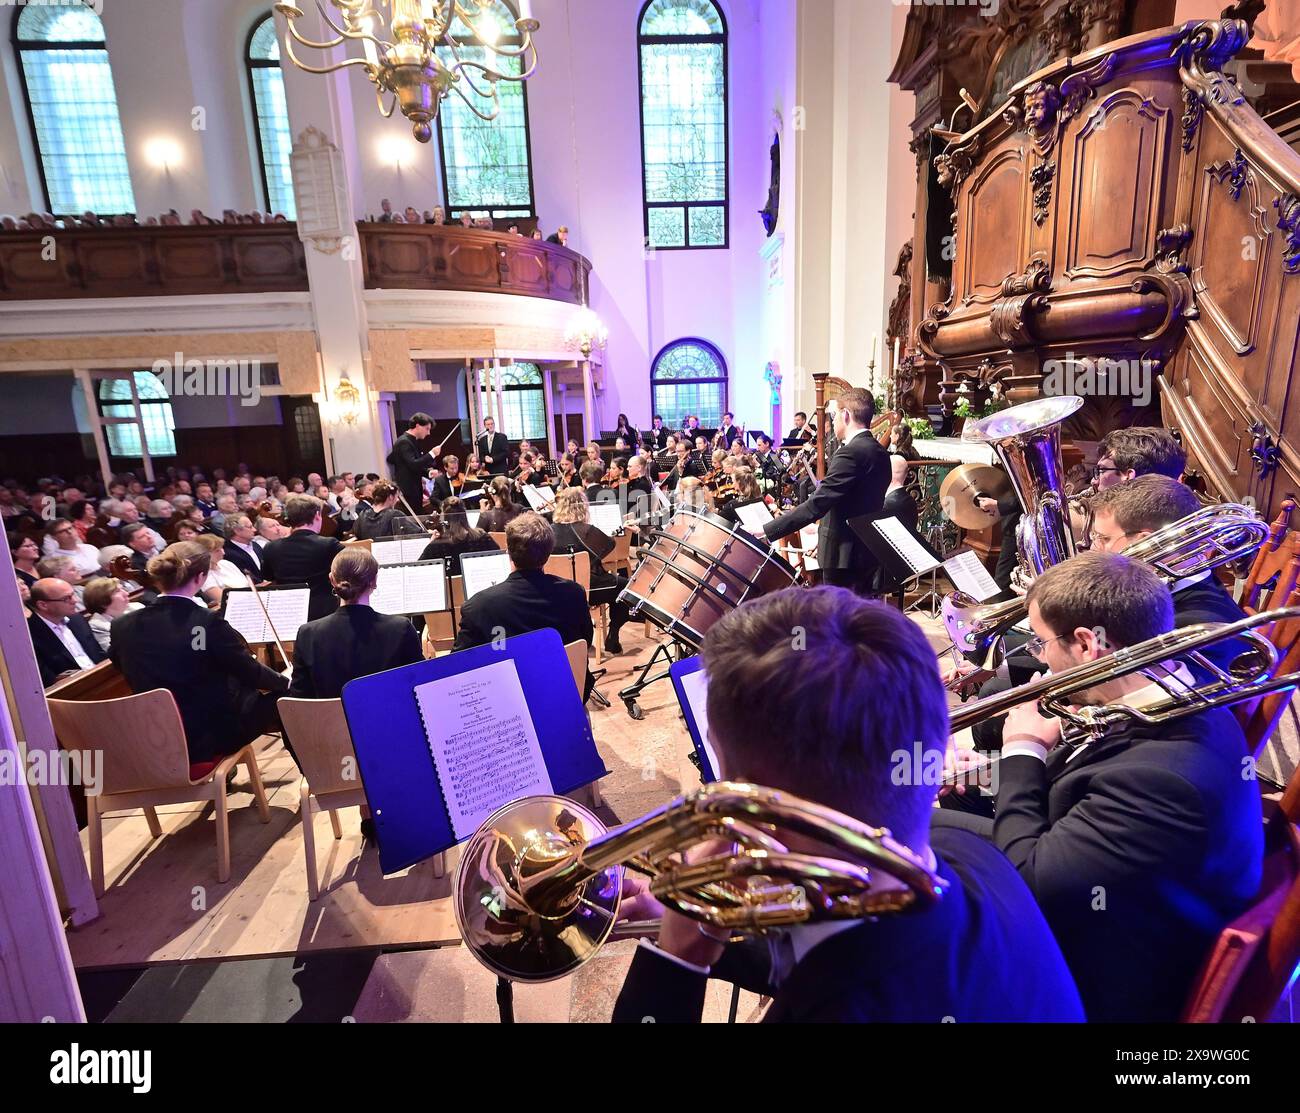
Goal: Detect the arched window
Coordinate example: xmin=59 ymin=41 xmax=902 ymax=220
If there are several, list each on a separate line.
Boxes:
xmin=436 ymin=0 xmax=535 ymax=221
xmin=98 ymin=373 xmax=176 ymax=458
xmin=246 ymin=14 xmax=296 ymax=219
xmin=651 ymin=340 xmax=727 ymax=429
xmin=638 ymin=0 xmax=728 ymax=249
xmin=477 ymin=362 xmax=546 ymax=442
xmin=12 ymin=3 xmax=135 ymax=214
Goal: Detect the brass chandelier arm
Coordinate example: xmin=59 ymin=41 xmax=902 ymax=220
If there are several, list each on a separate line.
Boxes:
xmin=275 ymin=3 xmax=347 ymax=50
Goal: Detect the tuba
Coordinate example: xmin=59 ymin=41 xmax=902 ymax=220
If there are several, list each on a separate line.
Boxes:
xmin=942 ymin=605 xmax=1300 ymax=785
xmin=454 ymin=782 xmax=946 ymax=983
xmin=943 ymin=501 xmax=1271 ymax=663
xmin=941 ymin=395 xmax=1083 ymax=659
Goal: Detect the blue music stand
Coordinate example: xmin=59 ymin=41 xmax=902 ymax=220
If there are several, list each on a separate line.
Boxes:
xmin=669 ymin=656 xmax=717 ymax=783
xmin=341 ymin=627 xmax=607 ymax=874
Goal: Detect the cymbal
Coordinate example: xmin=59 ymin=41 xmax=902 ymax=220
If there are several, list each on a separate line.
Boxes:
xmin=940 ymin=463 xmax=1013 ymax=530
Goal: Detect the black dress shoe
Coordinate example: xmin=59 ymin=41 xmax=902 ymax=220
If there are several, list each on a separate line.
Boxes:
xmin=360 ymin=817 xmax=376 ymax=839
xmin=603 ymin=639 xmax=623 ymax=655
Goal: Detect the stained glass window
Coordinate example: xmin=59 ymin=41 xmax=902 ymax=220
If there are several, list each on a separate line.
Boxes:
xmin=14 ymin=3 xmax=136 ymax=215
xmin=477 ymin=363 xmax=546 ymax=442
xmin=437 ymin=1 xmax=535 ymax=220
xmin=98 ymin=373 xmax=177 ymax=458
xmin=246 ymin=14 xmax=296 ymax=219
xmin=651 ymin=340 xmax=727 ymax=428
xmin=638 ymin=0 xmax=727 ymax=249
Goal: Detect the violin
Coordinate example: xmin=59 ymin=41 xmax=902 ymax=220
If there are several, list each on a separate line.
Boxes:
xmin=108 ymin=554 xmax=154 ymax=594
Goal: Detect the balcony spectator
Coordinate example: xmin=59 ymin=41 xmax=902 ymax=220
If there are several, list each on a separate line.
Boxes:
xmin=378 ymin=198 xmax=396 ymax=223
xmin=547 ymin=225 xmax=569 ymax=246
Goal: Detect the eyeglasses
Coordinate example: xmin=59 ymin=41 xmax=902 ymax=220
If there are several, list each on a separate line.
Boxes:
xmin=1091 ymin=465 xmax=1122 ymax=479
xmin=1024 ymin=632 xmax=1072 ymax=660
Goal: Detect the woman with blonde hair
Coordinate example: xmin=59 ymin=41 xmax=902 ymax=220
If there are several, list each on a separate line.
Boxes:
xmin=82 ymin=577 xmax=142 ymax=652
xmin=550 ymin=486 xmax=632 ymax=654
xmin=714 ymin=465 xmax=767 ymax=529
xmin=674 ymin=476 xmax=714 ymax=514
xmin=108 ymin=542 xmax=288 ymax=774
xmin=287 ymin=548 xmax=422 ymax=700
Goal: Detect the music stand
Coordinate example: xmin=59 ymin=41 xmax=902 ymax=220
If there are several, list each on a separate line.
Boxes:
xmin=848 ymin=512 xmax=945 ymax=617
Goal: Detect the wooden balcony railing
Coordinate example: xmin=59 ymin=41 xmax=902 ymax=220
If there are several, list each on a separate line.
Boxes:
xmin=359 ymin=222 xmax=591 ymax=305
xmin=0 ymin=224 xmax=309 ymax=300
xmin=0 ymin=221 xmax=593 ymax=306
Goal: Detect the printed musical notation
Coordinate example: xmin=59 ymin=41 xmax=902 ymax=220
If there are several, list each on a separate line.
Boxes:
xmin=222 ymin=587 xmax=311 ymax=644
xmin=415 ymin=658 xmax=552 ymax=840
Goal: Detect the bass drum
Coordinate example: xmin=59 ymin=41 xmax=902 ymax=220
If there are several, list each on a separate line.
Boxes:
xmin=620 ymin=507 xmax=801 ymax=648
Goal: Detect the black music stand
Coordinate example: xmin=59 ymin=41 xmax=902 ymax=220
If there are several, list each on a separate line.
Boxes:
xmin=848 ymin=512 xmax=945 ymax=615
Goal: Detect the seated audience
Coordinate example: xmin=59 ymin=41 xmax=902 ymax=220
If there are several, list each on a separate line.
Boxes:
xmin=42 ymin=519 xmax=101 ymax=576
xmin=221 ymin=513 xmax=264 ymax=580
xmin=939 ymin=551 xmax=1264 ymax=1022
xmin=82 ymin=576 xmax=140 ymax=653
xmin=260 ymin=495 xmax=344 ymax=620
xmin=419 ymin=497 xmax=499 ymax=574
xmin=550 ymin=488 xmax=631 ymax=655
xmin=10 ymin=533 xmax=40 ymax=587
xmin=35 ymin=555 xmax=85 ymax=608
xmin=611 ymin=587 xmax=1083 ymax=1022
xmin=110 ymin=543 xmax=288 ymax=773
xmin=288 ymin=549 xmax=423 ymax=700
xmin=27 ymin=577 xmax=107 ymax=687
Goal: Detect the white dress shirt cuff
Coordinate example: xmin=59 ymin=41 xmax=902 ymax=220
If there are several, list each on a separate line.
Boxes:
xmin=1001 ymin=741 xmax=1049 ymax=764
xmin=636 ymin=938 xmax=712 ymax=977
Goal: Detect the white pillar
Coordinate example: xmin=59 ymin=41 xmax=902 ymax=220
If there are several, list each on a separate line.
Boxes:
xmin=542 ymin=365 xmax=556 ymax=454
xmin=493 ymin=358 xmax=506 ymax=435
xmin=464 ymin=358 xmax=478 ymax=445
xmin=581 ymin=359 xmax=595 ymax=444
xmin=75 ymin=368 xmax=111 ymax=488
xmin=558 ymin=381 xmax=568 ymax=448
xmin=126 ymin=371 xmax=154 ymax=483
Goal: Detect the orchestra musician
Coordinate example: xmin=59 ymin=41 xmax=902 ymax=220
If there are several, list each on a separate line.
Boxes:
xmin=759 ymin=389 xmax=889 ymax=596
xmin=611 ymin=588 xmax=1084 ymax=1023
xmin=786 ymin=411 xmax=814 ymax=443
xmin=580 ymin=460 xmax=607 ymax=503
xmin=551 ymin=487 xmax=632 ymax=655
xmin=387 ymin=412 xmax=437 ymax=513
xmin=713 ymin=411 xmax=742 ymax=450
xmin=613 ymin=413 xmax=641 ymax=448
xmin=477 ymin=476 xmax=525 ymax=533
xmin=937 ymin=552 xmax=1263 ymax=1023
xmin=431 ymin=455 xmax=468 ymax=503
xmin=681 ymin=414 xmax=702 ymax=439
xmin=556 ymin=454 xmax=580 ymax=489
xmin=109 ymin=542 xmax=287 ymax=775
xmin=644 ymin=414 xmax=671 ymax=453
xmin=476 ymin=415 xmax=510 ymax=476
xmin=663 ymin=441 xmax=699 ymax=492
xmin=714 ymin=465 xmax=765 ymax=528
xmin=352 ymin=480 xmax=424 ymax=540
xmin=419 ymin=496 xmax=501 ymax=574
xmin=288 ymin=549 xmax=423 ymax=701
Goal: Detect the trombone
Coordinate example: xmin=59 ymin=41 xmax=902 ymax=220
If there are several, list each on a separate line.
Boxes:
xmin=942 ymin=606 xmax=1300 ymax=786
xmin=454 ymin=781 xmax=946 ymax=983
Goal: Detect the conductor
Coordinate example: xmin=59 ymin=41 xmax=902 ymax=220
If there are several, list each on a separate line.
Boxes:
xmin=387 ymin=412 xmax=436 ymax=513
xmin=759 ymin=387 xmax=890 ymax=595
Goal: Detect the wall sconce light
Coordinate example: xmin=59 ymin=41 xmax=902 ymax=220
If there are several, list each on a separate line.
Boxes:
xmin=331 ymin=375 xmax=362 ymax=426
xmin=144 ymin=137 xmax=182 ymax=172
xmin=378 ymin=135 xmax=414 ymax=172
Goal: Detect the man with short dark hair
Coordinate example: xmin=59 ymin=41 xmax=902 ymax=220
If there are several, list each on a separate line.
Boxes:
xmin=1095 ymin=426 xmax=1186 ymax=489
xmin=387 ymin=412 xmax=437 ymax=513
xmin=645 ymin=414 xmax=670 ymax=453
xmin=613 ymin=587 xmax=1083 ymax=1023
xmin=453 ymin=512 xmax=593 ymax=677
xmin=760 ymin=388 xmax=889 ymax=595
xmin=259 ymin=495 xmax=344 ymax=620
xmin=965 ymin=551 xmax=1264 ymax=1022
xmin=477 ymin=415 xmax=509 ymax=476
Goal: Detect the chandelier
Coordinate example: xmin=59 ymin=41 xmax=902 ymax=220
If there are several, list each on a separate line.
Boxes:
xmin=274 ymin=1 xmax=539 ymax=143
xmin=565 ymin=307 xmax=608 ymax=360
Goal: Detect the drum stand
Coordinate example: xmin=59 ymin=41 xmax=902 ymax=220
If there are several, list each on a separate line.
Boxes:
xmin=617 ymin=632 xmax=695 ymax=720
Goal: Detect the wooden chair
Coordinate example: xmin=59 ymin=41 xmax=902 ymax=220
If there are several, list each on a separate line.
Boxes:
xmin=1241 ymin=499 xmax=1299 ymax=614
xmin=603 ymin=531 xmax=632 ymax=576
xmin=1182 ymin=806 xmax=1300 ymax=1022
xmin=546 ymin=551 xmax=605 ymax=662
xmin=489 ymin=531 xmax=508 ymax=551
xmin=47 ymin=690 xmax=271 ymax=895
xmin=341 ymin=538 xmax=373 ymax=552
xmin=422 ymin=575 xmax=463 ymax=658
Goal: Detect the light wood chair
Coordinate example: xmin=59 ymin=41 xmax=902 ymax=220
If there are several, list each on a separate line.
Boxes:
xmin=422 ymin=575 xmax=463 ymax=658
xmin=47 ymin=690 xmax=271 ymax=895
xmin=1182 ymin=806 xmax=1300 ymax=1022
xmin=602 ymin=531 xmax=632 ymax=575
xmin=546 ymin=551 xmax=605 ymax=662
xmin=489 ymin=531 xmax=508 ymax=551
xmin=341 ymin=538 xmax=373 ymax=552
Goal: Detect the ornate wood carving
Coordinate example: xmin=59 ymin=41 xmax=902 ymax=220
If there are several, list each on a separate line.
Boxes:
xmin=1207 ymin=148 xmax=1250 ymax=201
xmin=1181 ymin=88 xmax=1204 ymax=153
xmin=1273 ymin=193 xmax=1300 ymax=275
xmin=1030 ymin=160 xmax=1055 ymax=226
xmin=1155 ymin=224 xmax=1193 ymax=275
xmin=886 ymin=240 xmax=913 ymax=346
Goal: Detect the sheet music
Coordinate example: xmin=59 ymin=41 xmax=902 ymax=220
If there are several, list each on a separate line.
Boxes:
xmin=734 ymin=501 xmax=774 ymax=532
xmin=943 ymin=550 xmax=1001 ymax=602
xmin=589 ymin=502 xmax=623 ymax=536
xmin=874 ymin=516 xmax=942 ymax=577
xmin=466 ymin=510 xmax=480 ymax=529
xmin=372 ymin=537 xmax=429 ymax=565
xmin=371 ymin=561 xmax=448 ymax=615
xmin=460 ymin=549 xmax=512 ymax=600
xmin=222 ymin=587 xmax=311 ymax=644
xmin=415 ymin=658 xmax=552 ymax=840
xmin=521 ymin=483 xmax=555 ymax=511
xmin=678 ymin=667 xmax=720 ymax=782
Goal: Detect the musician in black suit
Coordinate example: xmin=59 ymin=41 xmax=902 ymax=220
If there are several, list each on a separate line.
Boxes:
xmin=786 ymin=411 xmax=814 ymax=442
xmin=288 ymin=550 xmax=423 ymax=700
xmin=259 ymin=495 xmax=345 ymax=621
xmin=430 ymin=455 xmax=470 ymax=503
xmin=611 ymin=588 xmax=1084 ymax=1023
xmin=942 ymin=552 xmax=1263 ymax=1022
xmin=644 ymin=415 xmax=671 ymax=453
xmin=27 ymin=577 xmax=107 ymax=687
xmin=221 ymin=513 xmax=264 ymax=581
xmin=760 ymin=389 xmax=890 ymax=595
xmin=109 ymin=544 xmax=287 ymax=768
xmin=352 ymin=480 xmax=424 ymax=541
xmin=476 ymin=415 xmax=510 ymax=476
xmin=387 ymin=412 xmax=437 ymax=513
xmin=714 ymin=412 xmax=741 ymax=449
xmin=454 ymin=512 xmax=594 ymax=692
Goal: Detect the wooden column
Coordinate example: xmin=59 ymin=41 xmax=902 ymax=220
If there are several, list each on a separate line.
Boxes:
xmin=542 ymin=365 xmax=556 ymax=455
xmin=813 ymin=371 xmax=830 ymax=481
xmin=126 ymin=371 xmax=154 ymax=483
xmin=75 ymin=368 xmax=112 ymax=488
xmin=557 ymin=381 xmax=569 ymax=449
xmin=493 ymin=359 xmax=506 ymax=434
xmin=465 ymin=358 xmax=480 ymax=443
